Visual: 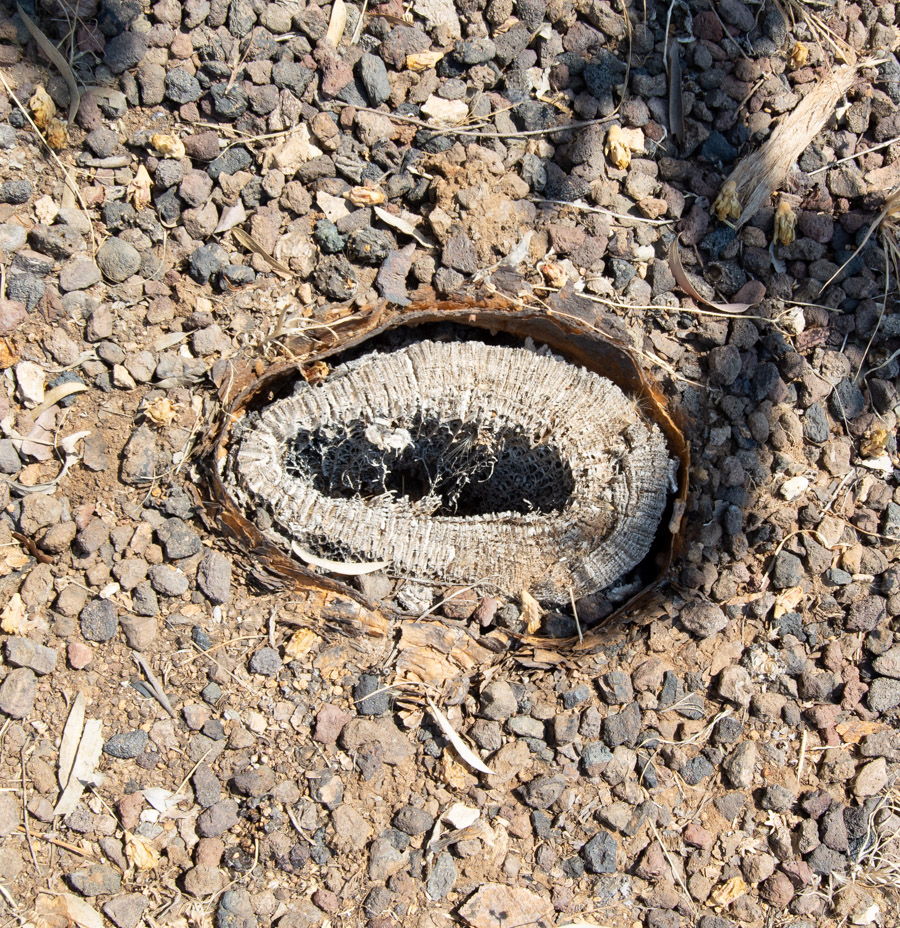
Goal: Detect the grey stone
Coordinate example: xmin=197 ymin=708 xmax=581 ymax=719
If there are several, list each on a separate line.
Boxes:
xmin=803 ymin=403 xmax=829 ymax=443
xmin=80 ymin=599 xmax=118 ymax=642
xmin=598 ymin=670 xmax=633 ymax=704
xmin=519 ymin=775 xmax=565 ymax=809
xmin=67 ymin=864 xmax=122 ymax=896
xmin=0 ymin=791 xmax=18 ymax=837
xmin=103 ymin=894 xmax=149 ymax=928
xmin=0 ymin=180 xmax=32 ymax=204
xmin=0 ymin=439 xmax=21 ymax=475
xmin=0 ymin=224 xmax=26 ymax=253
xmin=59 ymin=257 xmax=101 ymax=292
xmin=773 ymin=552 xmax=804 ymax=589
xmin=602 ymin=702 xmax=641 ymax=747
xmin=119 ymin=614 xmax=157 ymax=651
xmin=479 ymin=680 xmax=518 ymax=720
xmin=148 ymin=564 xmax=189 ymax=596
xmin=197 ymin=551 xmax=231 ymax=604
xmin=358 ymin=53 xmax=391 ymax=105
xmin=248 ymin=647 xmax=281 ymax=676
xmin=0 ymin=667 xmax=37 ymax=718
xmin=680 ymin=602 xmax=728 ymax=637
xmin=197 ymin=799 xmax=239 ymax=837
xmin=103 ymin=31 xmax=147 ymax=73
xmin=103 ymin=730 xmax=148 ymax=759
xmin=97 ymin=237 xmax=141 ymax=282
xmin=868 ymin=677 xmax=900 ymax=713
xmin=426 ymin=851 xmax=457 ymax=900
xmin=5 ymin=637 xmax=57 ymax=675
xmin=216 ymin=889 xmax=256 ymax=928
xmin=131 ymin=581 xmax=159 ymax=617
xmin=354 ymin=673 xmax=389 ymax=716
xmin=723 ymin=741 xmax=757 ymax=788
xmin=165 ymin=67 xmax=202 ymax=104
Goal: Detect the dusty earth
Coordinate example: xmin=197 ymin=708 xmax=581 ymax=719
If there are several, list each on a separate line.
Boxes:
xmin=1 ymin=1 xmax=900 ymax=928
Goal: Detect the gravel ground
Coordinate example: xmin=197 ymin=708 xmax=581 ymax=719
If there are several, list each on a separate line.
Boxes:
xmin=1 ymin=0 xmax=900 ymax=927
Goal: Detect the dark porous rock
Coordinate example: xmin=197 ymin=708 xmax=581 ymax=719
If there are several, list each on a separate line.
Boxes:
xmin=358 ymin=53 xmax=391 ymax=106
xmin=846 ymin=596 xmax=887 ymax=632
xmin=103 ymin=31 xmax=148 ymax=73
xmin=248 ymin=647 xmax=281 ymax=676
xmin=189 ymin=244 xmax=229 ymax=284
xmin=772 ymin=552 xmax=804 ymax=589
xmin=520 ymin=775 xmax=566 ymax=809
xmin=156 ymin=518 xmax=202 ymax=559
xmin=0 ymin=179 xmax=33 ymax=204
xmin=67 ymin=864 xmax=122 ymax=896
xmin=314 ymin=256 xmax=358 ymax=300
xmin=680 ymin=601 xmax=728 ymax=637
xmin=103 ymin=730 xmax=148 ymax=759
xmin=0 ymin=667 xmax=37 ymax=718
xmin=806 ymin=843 xmax=847 ymax=876
xmin=216 ymin=889 xmax=256 ymax=928
xmin=393 ymin=805 xmax=434 ymax=836
xmin=210 ymin=83 xmax=248 ymax=119
xmin=868 ymin=677 xmax=900 ymax=714
xmin=442 ymin=232 xmax=479 ymax=274
xmin=231 ymin=765 xmax=275 ymax=797
xmin=98 ymin=0 xmax=142 ymax=35
xmin=183 ymin=131 xmax=221 ymax=162
xmin=602 ymin=702 xmax=641 ymax=747
xmin=348 ymin=228 xmax=393 ymax=265
xmin=354 ymin=673 xmax=389 ymax=716
xmin=375 ymin=244 xmax=415 ymax=304
xmin=80 ymin=599 xmax=119 ymax=642
xmin=582 ymin=829 xmax=618 ymax=873
xmin=85 ymin=128 xmax=121 ymax=158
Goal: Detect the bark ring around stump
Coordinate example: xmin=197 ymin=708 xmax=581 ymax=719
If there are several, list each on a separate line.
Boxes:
xmin=204 ymin=292 xmax=689 ymax=623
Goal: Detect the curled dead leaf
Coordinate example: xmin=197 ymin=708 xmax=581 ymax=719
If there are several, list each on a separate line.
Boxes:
xmin=128 ymin=164 xmax=152 ymax=211
xmin=125 ymin=832 xmax=160 ymax=870
xmin=284 ymin=628 xmax=320 ymax=659
xmin=143 ymin=396 xmax=182 ymax=427
xmin=150 ymin=133 xmax=185 ymax=159
xmin=521 ymin=589 xmax=542 ymax=635
xmin=668 ymin=238 xmax=753 ymax=314
xmin=860 ymin=428 xmax=890 ymax=459
xmin=711 ymin=875 xmax=748 ymax=907
xmin=0 ymin=592 xmax=25 ymax=634
xmin=406 ymin=50 xmax=445 ymax=71
xmin=540 ymin=262 xmax=568 ymax=288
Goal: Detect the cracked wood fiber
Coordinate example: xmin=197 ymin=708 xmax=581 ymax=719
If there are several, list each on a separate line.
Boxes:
xmin=230 ymin=339 xmax=673 ymax=603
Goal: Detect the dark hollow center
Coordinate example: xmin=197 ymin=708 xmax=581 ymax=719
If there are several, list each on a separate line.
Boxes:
xmin=285 ymin=416 xmax=576 ymax=517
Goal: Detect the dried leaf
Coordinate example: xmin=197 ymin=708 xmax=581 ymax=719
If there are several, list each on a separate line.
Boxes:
xmin=666 ymin=38 xmax=685 ymax=150
xmin=860 ymin=428 xmax=890 ymax=459
xmin=150 ymin=133 xmax=186 ymax=159
xmin=668 ymin=239 xmax=753 ymax=314
xmin=836 ymin=718 xmax=885 ymax=745
xmin=521 ymin=589 xmax=542 ymax=635
xmin=780 ymin=475 xmax=809 ymax=500
xmin=406 ymin=50 xmax=445 ymax=71
xmin=215 ymin=200 xmax=247 ymax=234
xmin=36 ymin=893 xmax=104 ymax=928
xmin=0 ymin=592 xmax=26 ymax=634
xmin=54 ymin=718 xmax=104 ymax=816
xmin=20 ymin=408 xmax=58 ymax=462
xmin=291 ymin=540 xmax=390 ymax=576
xmin=17 ymin=5 xmax=80 ymax=125
xmin=0 ymin=338 xmax=18 ymax=369
xmin=326 ymin=0 xmax=347 ymax=46
xmin=32 ymin=381 xmax=89 ymax=417
xmin=713 ymin=180 xmax=741 ymax=221
xmin=58 ymin=691 xmax=86 ymax=790
xmin=773 ymin=586 xmax=803 ymax=619
xmin=789 ymin=41 xmax=809 ymax=69
xmin=125 ymin=832 xmax=160 ymax=870
xmin=427 ymin=700 xmax=494 ymax=775
xmin=231 ymin=227 xmax=293 ymax=277
xmin=128 ymin=165 xmax=152 ymax=211
xmin=374 ymin=205 xmax=435 ymax=249
xmin=143 ymin=396 xmax=182 ymax=427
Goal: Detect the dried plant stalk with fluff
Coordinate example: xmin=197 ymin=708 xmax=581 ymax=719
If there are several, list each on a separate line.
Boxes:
xmin=725 ymin=63 xmax=858 ymax=228
xmin=229 ymin=340 xmax=674 ymax=603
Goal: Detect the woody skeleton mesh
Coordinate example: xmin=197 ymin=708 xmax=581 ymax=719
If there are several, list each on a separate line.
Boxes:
xmin=230 ymin=340 xmax=673 ymax=603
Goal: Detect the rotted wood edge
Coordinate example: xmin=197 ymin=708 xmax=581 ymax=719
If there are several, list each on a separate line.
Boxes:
xmin=198 ymin=286 xmax=691 ymax=653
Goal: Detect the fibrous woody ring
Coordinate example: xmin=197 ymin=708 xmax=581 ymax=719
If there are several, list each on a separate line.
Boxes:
xmin=227 ymin=336 xmax=675 ymax=604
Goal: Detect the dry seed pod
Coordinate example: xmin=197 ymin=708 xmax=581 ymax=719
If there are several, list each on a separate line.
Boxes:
xmin=604 ymin=124 xmax=630 ymax=170
xmin=713 ymin=180 xmax=741 ymax=222
xmin=406 ymin=50 xmax=444 ymax=71
xmin=347 ymin=186 xmax=386 ymax=207
xmin=29 ymin=85 xmax=56 ymax=130
xmin=150 ymin=133 xmax=185 ymax=159
xmin=773 ymin=199 xmax=797 ymax=245
xmin=128 ymin=164 xmax=152 ymax=210
xmin=860 ymin=428 xmax=890 ymax=458
xmin=44 ymin=117 xmax=69 ymax=151
xmin=143 ymin=396 xmax=181 ymax=427
xmin=789 ymin=41 xmax=809 ymax=69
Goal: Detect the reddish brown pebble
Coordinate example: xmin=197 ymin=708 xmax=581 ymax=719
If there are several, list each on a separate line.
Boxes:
xmin=68 ymin=641 xmax=93 ymax=669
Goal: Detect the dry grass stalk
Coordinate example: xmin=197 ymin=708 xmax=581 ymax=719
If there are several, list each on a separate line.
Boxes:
xmin=724 ymin=63 xmax=859 ymax=228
